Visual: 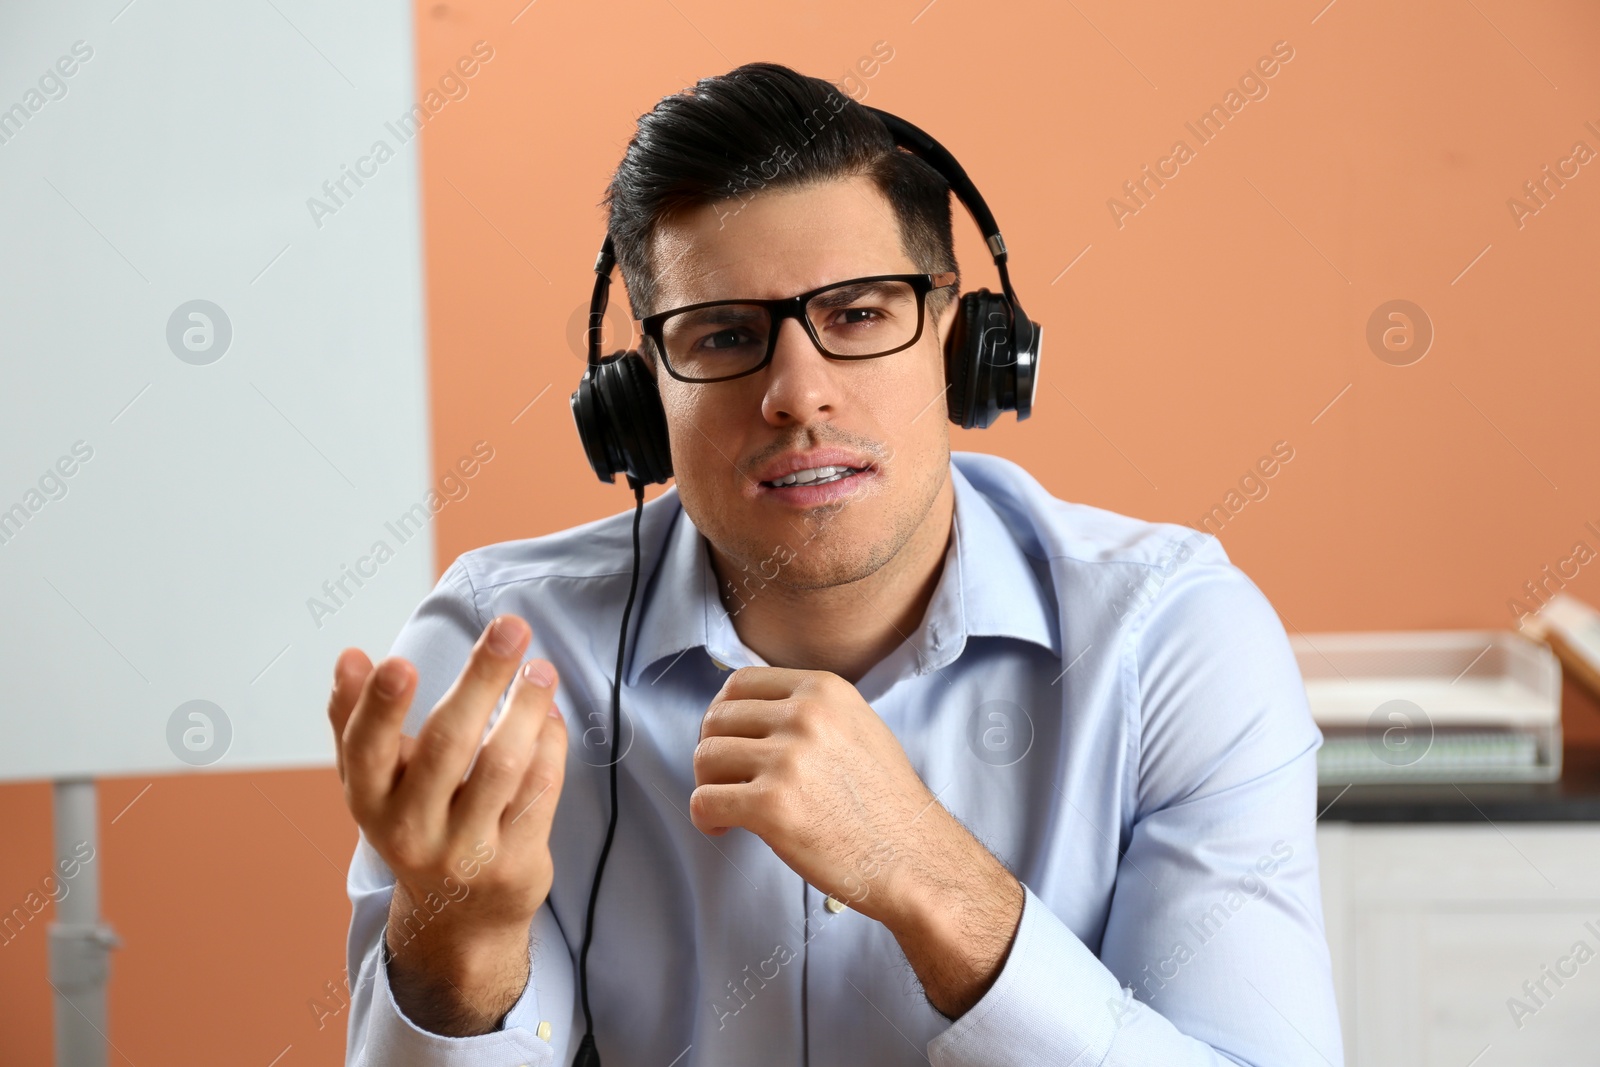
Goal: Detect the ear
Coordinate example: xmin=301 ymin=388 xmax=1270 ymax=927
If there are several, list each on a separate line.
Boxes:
xmin=933 ymin=292 xmax=960 ymax=348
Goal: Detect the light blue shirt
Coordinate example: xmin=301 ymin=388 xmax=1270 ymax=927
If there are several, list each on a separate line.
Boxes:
xmin=344 ymin=450 xmax=1342 ymax=1066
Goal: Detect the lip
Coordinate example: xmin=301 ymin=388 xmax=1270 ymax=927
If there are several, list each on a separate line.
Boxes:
xmin=752 ymin=465 xmax=878 ymax=507
xmin=753 ymin=448 xmax=875 ymax=485
xmin=748 ymin=448 xmax=879 ymax=507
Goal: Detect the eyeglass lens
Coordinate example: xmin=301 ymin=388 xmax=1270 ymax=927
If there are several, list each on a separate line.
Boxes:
xmin=658 ymin=278 xmax=922 ymax=381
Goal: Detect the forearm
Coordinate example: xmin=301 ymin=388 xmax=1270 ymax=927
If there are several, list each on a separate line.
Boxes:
xmin=384 ymin=884 xmax=532 ymax=1037
xmin=886 ymin=825 xmax=1024 ymax=1019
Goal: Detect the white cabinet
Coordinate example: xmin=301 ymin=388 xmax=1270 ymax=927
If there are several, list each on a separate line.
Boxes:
xmin=1317 ymin=823 xmax=1600 ymax=1066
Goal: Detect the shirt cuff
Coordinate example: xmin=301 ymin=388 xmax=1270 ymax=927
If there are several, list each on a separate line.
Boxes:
xmin=927 ymin=881 xmax=1122 ymax=1067
xmin=356 ymin=925 xmax=556 ymax=1067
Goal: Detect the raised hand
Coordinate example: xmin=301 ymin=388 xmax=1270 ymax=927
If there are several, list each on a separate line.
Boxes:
xmin=328 ymin=614 xmax=569 ymax=1034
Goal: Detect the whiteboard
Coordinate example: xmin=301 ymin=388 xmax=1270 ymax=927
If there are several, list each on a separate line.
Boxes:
xmin=0 ymin=0 xmax=434 ymax=781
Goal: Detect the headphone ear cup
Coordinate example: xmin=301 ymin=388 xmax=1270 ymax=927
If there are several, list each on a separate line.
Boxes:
xmin=570 ymin=350 xmax=674 ymax=485
xmin=944 ymin=289 xmax=1015 ymax=430
xmin=943 ymin=292 xmax=976 ymax=429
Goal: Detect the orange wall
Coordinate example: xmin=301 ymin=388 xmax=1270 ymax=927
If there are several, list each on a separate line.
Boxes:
xmin=4 ymin=1 xmax=1599 ymax=1061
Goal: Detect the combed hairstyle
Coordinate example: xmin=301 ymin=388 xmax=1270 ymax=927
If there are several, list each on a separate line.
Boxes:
xmin=600 ymin=62 xmax=961 ymax=345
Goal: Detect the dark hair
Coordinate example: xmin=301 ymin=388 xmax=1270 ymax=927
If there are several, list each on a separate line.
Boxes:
xmin=600 ymin=62 xmax=961 ymax=334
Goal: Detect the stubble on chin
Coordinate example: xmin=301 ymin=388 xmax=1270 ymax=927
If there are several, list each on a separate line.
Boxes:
xmin=711 ymin=466 xmax=943 ymax=598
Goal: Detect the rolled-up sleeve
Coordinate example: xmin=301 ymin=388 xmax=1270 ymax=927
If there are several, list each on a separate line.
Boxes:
xmin=928 ymin=541 xmax=1343 ymax=1066
xmin=341 ymin=556 xmax=575 ymax=1066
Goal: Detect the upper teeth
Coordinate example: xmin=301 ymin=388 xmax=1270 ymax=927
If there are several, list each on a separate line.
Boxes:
xmin=768 ymin=465 xmax=856 ymax=487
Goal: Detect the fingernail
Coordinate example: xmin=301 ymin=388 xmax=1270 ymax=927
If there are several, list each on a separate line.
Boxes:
xmin=488 ymin=616 xmax=522 ymax=655
xmin=548 ymin=702 xmax=563 ymax=719
xmin=521 ymin=658 xmax=555 ymax=687
xmin=375 ymin=661 xmax=405 ymax=696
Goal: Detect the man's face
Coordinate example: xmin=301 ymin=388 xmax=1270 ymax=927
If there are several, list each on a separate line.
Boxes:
xmin=644 ymin=173 xmax=958 ymax=593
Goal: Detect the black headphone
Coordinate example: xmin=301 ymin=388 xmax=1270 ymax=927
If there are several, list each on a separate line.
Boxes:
xmin=570 ymin=104 xmax=1042 ymax=488
xmin=562 ymin=104 xmax=1042 ymax=1067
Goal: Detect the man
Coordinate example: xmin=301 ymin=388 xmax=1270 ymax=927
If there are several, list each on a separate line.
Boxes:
xmin=329 ymin=62 xmax=1342 ymax=1065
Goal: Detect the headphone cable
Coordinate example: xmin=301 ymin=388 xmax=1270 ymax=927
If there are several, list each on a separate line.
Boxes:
xmin=572 ymin=473 xmax=647 ymax=1067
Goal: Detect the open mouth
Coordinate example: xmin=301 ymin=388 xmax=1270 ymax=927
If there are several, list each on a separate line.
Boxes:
xmin=759 ymin=464 xmax=868 ymax=489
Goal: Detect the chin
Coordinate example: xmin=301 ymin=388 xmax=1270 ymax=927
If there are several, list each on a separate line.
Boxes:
xmin=768 ymin=545 xmax=892 ymax=592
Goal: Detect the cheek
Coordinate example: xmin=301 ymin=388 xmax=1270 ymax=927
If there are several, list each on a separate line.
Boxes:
xmin=665 ymin=390 xmax=707 ymax=468
xmin=663 ymin=385 xmax=741 ymax=490
xmin=879 ymin=345 xmax=949 ymax=431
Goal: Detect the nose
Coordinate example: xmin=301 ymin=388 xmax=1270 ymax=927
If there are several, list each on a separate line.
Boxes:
xmin=759 ymin=315 xmax=838 ymax=427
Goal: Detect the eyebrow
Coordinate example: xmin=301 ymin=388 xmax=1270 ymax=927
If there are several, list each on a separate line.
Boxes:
xmin=672 ymin=304 xmax=766 ymax=328
xmin=807 ymin=280 xmax=910 ymax=309
xmin=672 ymin=278 xmax=910 ymax=315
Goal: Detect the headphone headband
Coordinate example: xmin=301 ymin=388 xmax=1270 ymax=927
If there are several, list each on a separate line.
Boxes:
xmin=860 ymin=105 xmax=1033 ymax=349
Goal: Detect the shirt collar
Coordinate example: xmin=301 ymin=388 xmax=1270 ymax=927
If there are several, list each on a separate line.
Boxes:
xmin=624 ymin=454 xmax=1061 ymax=689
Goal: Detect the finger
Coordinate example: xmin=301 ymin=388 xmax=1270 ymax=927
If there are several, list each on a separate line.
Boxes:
xmin=340 ymin=652 xmax=417 ymax=820
xmin=397 ymin=615 xmax=529 ymax=818
xmin=700 ymin=697 xmax=789 ymax=742
xmin=692 ymin=734 xmax=770 ymax=787
xmin=327 ymin=648 xmax=372 ymax=784
xmin=714 ymin=665 xmax=810 ymax=702
xmin=689 ymin=782 xmax=760 ymax=836
xmin=503 ymin=689 xmax=570 ymax=840
xmin=452 ymin=658 xmax=559 ymax=832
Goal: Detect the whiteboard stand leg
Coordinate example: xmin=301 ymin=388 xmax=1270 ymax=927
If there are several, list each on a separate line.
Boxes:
xmin=48 ymin=778 xmax=120 ymax=1067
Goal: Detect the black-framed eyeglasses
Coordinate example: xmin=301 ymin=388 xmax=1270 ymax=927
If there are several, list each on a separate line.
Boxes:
xmin=640 ymin=272 xmax=959 ymax=384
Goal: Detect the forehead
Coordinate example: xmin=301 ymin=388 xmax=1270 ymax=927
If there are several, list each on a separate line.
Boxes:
xmin=646 ymin=173 xmax=914 ymax=312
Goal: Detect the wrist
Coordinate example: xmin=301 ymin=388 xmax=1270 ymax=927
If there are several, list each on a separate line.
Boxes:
xmin=892 ymin=846 xmax=1019 ymax=949
xmin=877 ymin=810 xmax=1006 ymax=937
xmin=882 ymin=821 xmax=1023 ymax=1019
xmin=386 ymin=879 xmax=532 ymax=955
xmin=384 ymin=891 xmax=533 ymax=1036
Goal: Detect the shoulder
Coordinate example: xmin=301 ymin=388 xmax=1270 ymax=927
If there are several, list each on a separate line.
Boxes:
xmin=951 ymin=450 xmax=1226 ymax=600
xmin=387 ymin=487 xmax=684 ymax=736
xmin=952 ymin=453 xmax=1312 ymax=796
xmin=450 ymin=485 xmax=685 ymax=603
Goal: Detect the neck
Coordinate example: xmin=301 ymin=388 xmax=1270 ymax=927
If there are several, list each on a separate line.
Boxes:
xmin=710 ymin=469 xmax=955 ymax=685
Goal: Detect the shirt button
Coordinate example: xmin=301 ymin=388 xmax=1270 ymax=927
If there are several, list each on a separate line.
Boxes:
xmin=824 ymin=894 xmax=846 ymax=914
xmin=710 ymin=657 xmax=730 ymax=671
xmin=536 ymin=1020 xmax=552 ymax=1041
